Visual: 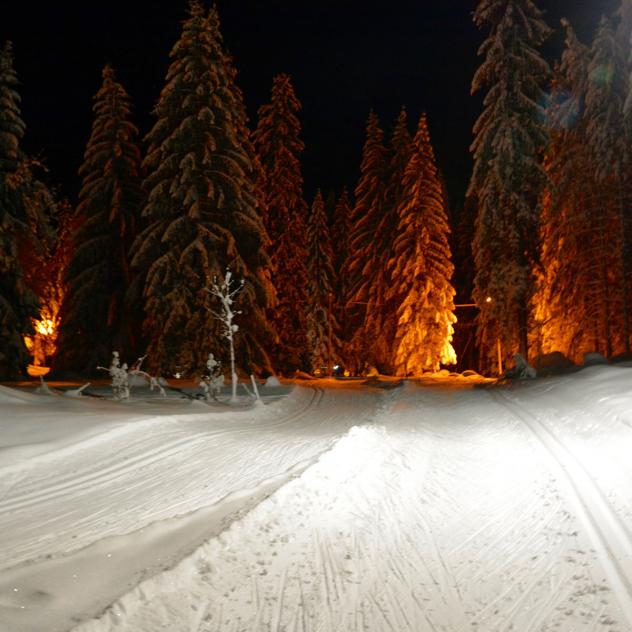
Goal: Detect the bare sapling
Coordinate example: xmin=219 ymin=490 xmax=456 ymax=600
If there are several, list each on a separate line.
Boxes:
xmin=207 ymin=269 xmax=244 ymax=403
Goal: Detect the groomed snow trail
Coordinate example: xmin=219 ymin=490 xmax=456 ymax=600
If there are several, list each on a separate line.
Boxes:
xmin=491 ymin=389 xmax=632 ymax=626
xmin=72 ymin=374 xmax=632 ymax=632
xmin=0 ymin=382 xmax=384 ymax=632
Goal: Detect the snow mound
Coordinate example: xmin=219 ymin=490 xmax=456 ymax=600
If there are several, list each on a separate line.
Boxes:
xmin=0 ymin=385 xmax=44 ymax=404
xmin=264 ymin=375 xmax=282 ymax=387
xmin=583 ymin=352 xmax=608 ymax=366
xmin=532 ymin=352 xmax=575 ymax=376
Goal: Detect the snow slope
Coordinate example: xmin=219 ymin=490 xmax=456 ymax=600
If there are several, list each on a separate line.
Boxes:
xmin=0 ymin=381 xmax=383 ymax=632
xmin=2 ymin=368 xmax=632 ymax=631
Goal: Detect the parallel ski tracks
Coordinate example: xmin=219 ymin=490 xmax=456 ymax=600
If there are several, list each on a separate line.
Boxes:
xmin=0 ymin=386 xmax=325 ymax=517
xmin=490 ymin=389 xmax=632 ymax=627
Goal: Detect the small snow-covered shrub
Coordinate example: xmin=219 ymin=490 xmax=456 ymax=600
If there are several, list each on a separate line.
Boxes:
xmin=264 ymin=375 xmax=282 ymax=387
xmin=98 ymin=352 xmax=165 ymax=400
xmin=505 ymin=353 xmax=537 ymax=380
xmin=583 ymin=352 xmax=608 ymax=367
xmin=532 ymin=352 xmax=575 ymax=376
xmin=199 ymin=352 xmax=224 ymax=402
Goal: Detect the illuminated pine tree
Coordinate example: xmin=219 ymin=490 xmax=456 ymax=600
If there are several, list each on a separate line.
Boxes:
xmin=56 ymin=65 xmax=143 ymax=372
xmin=585 ymin=16 xmax=631 ymax=354
xmin=469 ymin=0 xmax=551 ymax=372
xmin=346 ymin=111 xmax=388 ymax=371
xmin=389 ymin=114 xmax=456 ymax=375
xmin=537 ymin=15 xmax=632 ymax=361
xmin=0 ymin=42 xmax=55 ymax=378
xmin=306 ymin=190 xmax=340 ymax=372
xmin=133 ymin=2 xmax=272 ymax=375
xmin=536 ymin=21 xmax=595 ymax=360
xmin=253 ymin=73 xmax=310 ymax=371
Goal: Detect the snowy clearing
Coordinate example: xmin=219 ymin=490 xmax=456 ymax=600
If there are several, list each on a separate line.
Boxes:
xmin=1 ymin=368 xmax=632 ymax=631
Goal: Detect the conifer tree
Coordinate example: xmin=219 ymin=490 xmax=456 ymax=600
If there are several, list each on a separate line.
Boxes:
xmin=537 ymin=15 xmax=632 ymax=361
xmin=330 ymin=187 xmax=353 ymax=361
xmin=56 ymin=65 xmax=143 ymax=372
xmin=389 ymin=114 xmax=457 ymax=375
xmin=346 ymin=111 xmax=388 ymax=371
xmin=469 ymin=0 xmax=551 ymax=371
xmin=584 ymin=16 xmax=630 ymax=355
xmin=306 ymin=190 xmax=340 ymax=372
xmin=535 ymin=21 xmax=596 ymax=360
xmin=22 ymin=200 xmax=74 ymax=369
xmin=133 ymin=3 xmax=272 ymax=376
xmin=451 ymin=196 xmax=478 ymax=369
xmin=363 ymin=107 xmax=414 ymax=372
xmin=0 ymin=42 xmax=54 ymax=378
xmin=253 ymin=73 xmax=310 ymax=372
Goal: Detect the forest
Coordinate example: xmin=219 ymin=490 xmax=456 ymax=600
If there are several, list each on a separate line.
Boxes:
xmin=1 ymin=0 xmax=632 ymax=380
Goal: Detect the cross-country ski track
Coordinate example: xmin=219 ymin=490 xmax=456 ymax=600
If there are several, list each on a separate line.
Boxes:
xmin=1 ymin=367 xmax=632 ymax=631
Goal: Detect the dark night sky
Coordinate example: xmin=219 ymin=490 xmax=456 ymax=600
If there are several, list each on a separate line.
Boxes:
xmin=0 ymin=1 xmax=621 ymax=210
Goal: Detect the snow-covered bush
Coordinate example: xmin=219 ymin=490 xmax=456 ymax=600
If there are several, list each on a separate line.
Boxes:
xmin=199 ymin=352 xmax=224 ymax=402
xmin=264 ymin=375 xmax=282 ymax=387
xmin=505 ymin=353 xmax=537 ymax=380
xmin=98 ymin=352 xmax=165 ymax=400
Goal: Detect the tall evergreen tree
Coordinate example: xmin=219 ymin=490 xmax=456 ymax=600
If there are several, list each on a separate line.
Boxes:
xmin=56 ymin=65 xmax=143 ymax=372
xmin=306 ymin=190 xmax=340 ymax=372
xmin=330 ymin=187 xmax=353 ymax=362
xmin=21 ymin=200 xmax=74 ymax=369
xmin=537 ymin=15 xmax=632 ymax=361
xmin=451 ymin=195 xmax=479 ymax=370
xmin=133 ymin=2 xmax=272 ymax=376
xmin=388 ymin=114 xmax=457 ymax=375
xmin=535 ymin=21 xmax=596 ymax=361
xmin=253 ymin=73 xmax=310 ymax=372
xmin=469 ymin=0 xmax=551 ymax=371
xmin=0 ymin=42 xmax=54 ymax=378
xmin=346 ymin=111 xmax=388 ymax=371
xmin=584 ymin=16 xmax=630 ymax=355
xmin=363 ymin=107 xmax=414 ymax=372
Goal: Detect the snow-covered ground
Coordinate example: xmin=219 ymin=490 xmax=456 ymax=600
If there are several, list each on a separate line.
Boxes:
xmin=1 ymin=367 xmax=632 ymax=631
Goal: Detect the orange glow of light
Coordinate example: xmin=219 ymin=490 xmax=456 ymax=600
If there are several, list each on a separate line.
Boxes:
xmin=27 ymin=364 xmax=51 ymax=377
xmin=485 ymin=296 xmax=493 ymax=303
xmin=24 ymin=298 xmax=62 ymax=368
xmin=35 ymin=319 xmax=56 ymax=337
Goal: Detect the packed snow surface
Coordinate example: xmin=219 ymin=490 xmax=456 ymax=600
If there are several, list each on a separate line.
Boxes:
xmin=1 ymin=368 xmax=632 ymax=631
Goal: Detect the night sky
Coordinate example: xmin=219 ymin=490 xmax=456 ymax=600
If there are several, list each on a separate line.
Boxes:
xmin=0 ymin=1 xmax=621 ymax=211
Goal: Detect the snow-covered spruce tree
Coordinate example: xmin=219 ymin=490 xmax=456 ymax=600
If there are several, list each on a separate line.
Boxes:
xmin=55 ymin=65 xmax=143 ymax=373
xmin=330 ymin=187 xmax=353 ymax=363
xmin=533 ymin=21 xmax=594 ymax=361
xmin=537 ymin=16 xmax=631 ymax=362
xmin=253 ymin=73 xmax=310 ymax=372
xmin=388 ymin=114 xmax=457 ymax=375
xmin=363 ymin=107 xmax=414 ymax=373
xmin=585 ymin=16 xmax=631 ymax=355
xmin=133 ymin=3 xmax=272 ymax=376
xmin=22 ymin=200 xmax=74 ymax=368
xmin=469 ymin=0 xmax=551 ymax=371
xmin=0 ymin=42 xmax=55 ymax=378
xmin=346 ymin=111 xmax=388 ymax=372
xmin=306 ymin=190 xmax=341 ymax=373
xmin=451 ymin=195 xmax=478 ymax=369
